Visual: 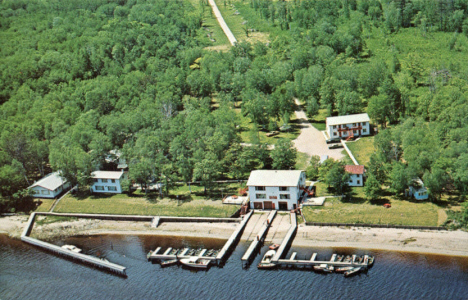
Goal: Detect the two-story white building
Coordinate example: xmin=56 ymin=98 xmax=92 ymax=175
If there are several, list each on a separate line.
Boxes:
xmin=247 ymin=170 xmax=306 ymax=211
xmin=90 ymin=171 xmax=125 ymax=193
xmin=344 ymin=165 xmax=365 ymax=187
xmin=28 ymin=171 xmax=71 ymax=198
xmin=326 ymin=113 xmax=371 ymax=141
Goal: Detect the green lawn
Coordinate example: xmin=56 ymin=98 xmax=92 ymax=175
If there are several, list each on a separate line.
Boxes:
xmin=313 ymin=182 xmax=334 ymax=197
xmin=309 ymin=109 xmax=328 ymax=131
xmin=51 ymin=183 xmax=242 ymax=218
xmin=34 ymin=199 xmax=55 ymax=212
xmin=345 ymin=136 xmax=375 ymax=166
xmin=303 ymin=188 xmax=440 ymax=226
xmin=295 ymin=151 xmax=310 ymax=171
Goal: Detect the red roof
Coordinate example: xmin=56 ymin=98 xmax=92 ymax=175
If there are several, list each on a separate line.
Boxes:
xmin=344 ymin=165 xmax=365 ymax=175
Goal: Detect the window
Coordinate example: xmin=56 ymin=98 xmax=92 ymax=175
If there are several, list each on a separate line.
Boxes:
xmin=101 ymin=179 xmax=108 ymax=183
xmin=357 ymin=180 xmax=360 ymax=185
xmin=41 ymin=190 xmax=50 ymax=195
xmin=256 ymin=194 xmax=266 ymax=199
xmin=107 ymin=186 xmax=117 ymax=191
xmin=333 ymin=125 xmax=337 ymax=129
xmin=95 ymin=186 xmax=104 ymax=191
xmin=93 ymin=179 xmax=98 ymax=183
xmin=354 ymin=130 xmax=358 ymax=134
xmin=255 ymin=186 xmax=265 ymax=191
xmin=363 ymin=128 xmax=367 ymax=133
xmin=279 ymin=194 xmax=290 ymax=199
xmin=279 ymin=187 xmax=289 ymax=191
xmin=111 ymin=179 xmax=115 ymax=183
xmin=333 ymin=132 xmax=337 ymax=136
xmin=353 ymin=123 xmax=356 ymax=126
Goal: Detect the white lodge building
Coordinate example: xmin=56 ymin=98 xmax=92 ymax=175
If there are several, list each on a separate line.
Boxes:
xmin=247 ymin=170 xmax=306 ymax=211
xmin=326 ymin=113 xmax=371 ymax=140
xmin=28 ymin=171 xmax=71 ymax=198
xmin=91 ymin=171 xmax=125 ymax=193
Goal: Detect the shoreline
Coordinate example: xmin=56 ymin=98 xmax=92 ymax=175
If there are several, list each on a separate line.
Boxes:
xmin=1 ymin=215 xmax=467 ymax=257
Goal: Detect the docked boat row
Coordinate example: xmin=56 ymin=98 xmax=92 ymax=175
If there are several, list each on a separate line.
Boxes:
xmin=147 ymin=247 xmax=221 ymax=269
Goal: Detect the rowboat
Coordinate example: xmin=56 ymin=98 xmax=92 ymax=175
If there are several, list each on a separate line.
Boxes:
xmin=179 ymin=257 xmax=211 ymax=269
xmin=161 ymin=259 xmax=178 ymax=267
xmin=268 ymin=244 xmax=280 ymax=250
xmin=335 ymin=266 xmax=354 ymax=273
xmin=258 ymin=250 xmax=277 ymax=269
xmin=344 ymin=267 xmax=362 ymax=277
xmin=61 ymin=245 xmax=82 ymax=253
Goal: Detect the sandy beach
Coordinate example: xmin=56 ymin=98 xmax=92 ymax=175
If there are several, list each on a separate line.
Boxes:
xmin=1 ymin=215 xmax=467 ymax=257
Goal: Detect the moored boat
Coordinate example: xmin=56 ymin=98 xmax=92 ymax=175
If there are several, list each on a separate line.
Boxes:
xmin=161 ymin=259 xmax=178 ymax=267
xmin=258 ymin=250 xmax=277 ymax=269
xmin=179 ymin=257 xmax=211 ymax=269
xmin=61 ymin=245 xmax=82 ymax=253
xmin=367 ymin=256 xmax=375 ymax=267
xmin=268 ymin=244 xmax=280 ymax=250
xmin=344 ymin=267 xmax=362 ymax=277
xmin=335 ymin=266 xmax=354 ymax=273
xmin=313 ymin=264 xmax=333 ymax=273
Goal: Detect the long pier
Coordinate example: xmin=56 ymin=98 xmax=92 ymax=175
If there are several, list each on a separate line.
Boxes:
xmin=242 ymin=210 xmax=277 ymax=262
xmin=21 ymin=213 xmax=127 ymax=276
xmin=271 ymin=212 xmax=297 ymax=263
xmin=277 ymin=252 xmax=372 ymax=268
xmin=216 ymin=210 xmax=253 ymax=261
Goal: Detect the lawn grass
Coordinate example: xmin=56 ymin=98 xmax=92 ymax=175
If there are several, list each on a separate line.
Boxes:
xmin=309 ymin=109 xmax=328 ymax=131
xmin=34 ymin=199 xmax=55 ymax=212
xmin=345 ymin=136 xmax=375 ymax=166
xmin=53 ymin=183 xmax=242 ymax=218
xmin=313 ymin=182 xmax=335 ymax=197
xmin=302 ymin=193 xmax=440 ymax=226
xmin=295 ymin=151 xmax=310 ymax=170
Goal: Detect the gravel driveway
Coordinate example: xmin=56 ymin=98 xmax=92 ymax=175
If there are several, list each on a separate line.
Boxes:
xmin=292 ymin=98 xmax=345 ymax=161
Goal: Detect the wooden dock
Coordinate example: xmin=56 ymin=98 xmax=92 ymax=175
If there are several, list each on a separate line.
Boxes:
xmin=216 ymin=210 xmax=253 ymax=261
xmin=21 ymin=213 xmax=127 ymax=276
xmin=241 ymin=210 xmax=277 ymax=262
xmin=277 ymin=252 xmax=372 ymax=268
xmin=271 ymin=212 xmax=297 ymax=263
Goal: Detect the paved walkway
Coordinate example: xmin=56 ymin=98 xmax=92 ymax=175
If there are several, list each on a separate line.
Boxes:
xmin=208 ymin=0 xmax=237 ymax=46
xmin=292 ymin=98 xmax=344 ymax=160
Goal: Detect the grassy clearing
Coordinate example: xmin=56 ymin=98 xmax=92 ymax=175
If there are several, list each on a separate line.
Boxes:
xmin=53 ymin=183 xmax=242 ymax=218
xmin=214 ymin=0 xmax=271 ymax=44
xmin=35 ymin=216 xmax=76 ymax=226
xmin=313 ymin=182 xmax=334 ymax=197
xmin=302 ymin=194 xmax=440 ymax=226
xmin=345 ymin=136 xmax=375 ymax=166
xmin=185 ymin=0 xmax=231 ymax=49
xmin=236 ymin=108 xmax=301 ymax=145
xmin=34 ymin=199 xmax=55 ymax=212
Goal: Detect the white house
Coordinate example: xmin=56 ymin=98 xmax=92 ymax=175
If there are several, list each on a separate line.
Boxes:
xmin=326 ymin=113 xmax=371 ymax=140
xmin=91 ymin=171 xmax=125 ymax=193
xmin=247 ymin=170 xmax=306 ymax=211
xmin=28 ymin=171 xmax=71 ymax=198
xmin=408 ymin=178 xmax=429 ymax=200
xmin=344 ymin=165 xmax=365 ymax=187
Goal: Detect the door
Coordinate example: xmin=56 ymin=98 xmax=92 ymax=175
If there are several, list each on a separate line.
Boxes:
xmin=278 ymin=202 xmax=288 ymax=211
xmin=253 ymin=202 xmax=263 ymax=209
xmin=263 ymin=201 xmax=273 ymax=210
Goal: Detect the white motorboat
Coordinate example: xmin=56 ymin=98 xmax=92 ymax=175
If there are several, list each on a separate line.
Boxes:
xmin=61 ymin=245 xmax=82 ymax=253
xmin=258 ymin=250 xmax=277 ymax=269
xmin=179 ymin=257 xmax=211 ymax=269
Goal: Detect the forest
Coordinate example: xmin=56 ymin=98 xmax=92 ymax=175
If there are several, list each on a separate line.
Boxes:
xmin=1 ymin=0 xmax=468 ymax=223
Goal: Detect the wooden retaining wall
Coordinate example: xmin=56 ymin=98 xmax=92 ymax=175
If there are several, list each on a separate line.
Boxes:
xmin=305 ymin=222 xmax=446 ymax=231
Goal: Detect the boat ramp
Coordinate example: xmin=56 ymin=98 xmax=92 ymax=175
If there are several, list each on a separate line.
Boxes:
xmin=241 ymin=210 xmax=277 ymax=264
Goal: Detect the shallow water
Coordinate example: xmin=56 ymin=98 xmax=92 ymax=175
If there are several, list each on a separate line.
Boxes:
xmin=1 ymin=234 xmax=467 ymax=300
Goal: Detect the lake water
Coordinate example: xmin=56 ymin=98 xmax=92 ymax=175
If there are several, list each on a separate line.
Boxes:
xmin=1 ymin=234 xmax=467 ymax=300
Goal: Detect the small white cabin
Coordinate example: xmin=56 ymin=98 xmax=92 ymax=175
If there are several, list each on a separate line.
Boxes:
xmin=326 ymin=113 xmax=371 ymax=140
xmin=344 ymin=165 xmax=365 ymax=187
xmin=247 ymin=170 xmax=306 ymax=211
xmin=28 ymin=172 xmax=71 ymax=198
xmin=90 ymin=171 xmax=125 ymax=194
xmin=408 ymin=178 xmax=429 ymax=200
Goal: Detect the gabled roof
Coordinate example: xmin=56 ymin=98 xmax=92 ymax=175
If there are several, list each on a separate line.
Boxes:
xmin=92 ymin=171 xmax=124 ymax=180
xmin=247 ymin=170 xmax=303 ymax=187
xmin=326 ymin=113 xmax=370 ymax=126
xmin=28 ymin=171 xmax=67 ymax=191
xmin=344 ymin=165 xmax=365 ymax=175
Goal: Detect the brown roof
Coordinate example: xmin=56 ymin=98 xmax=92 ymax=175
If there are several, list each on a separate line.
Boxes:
xmin=344 ymin=165 xmax=365 ymax=175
